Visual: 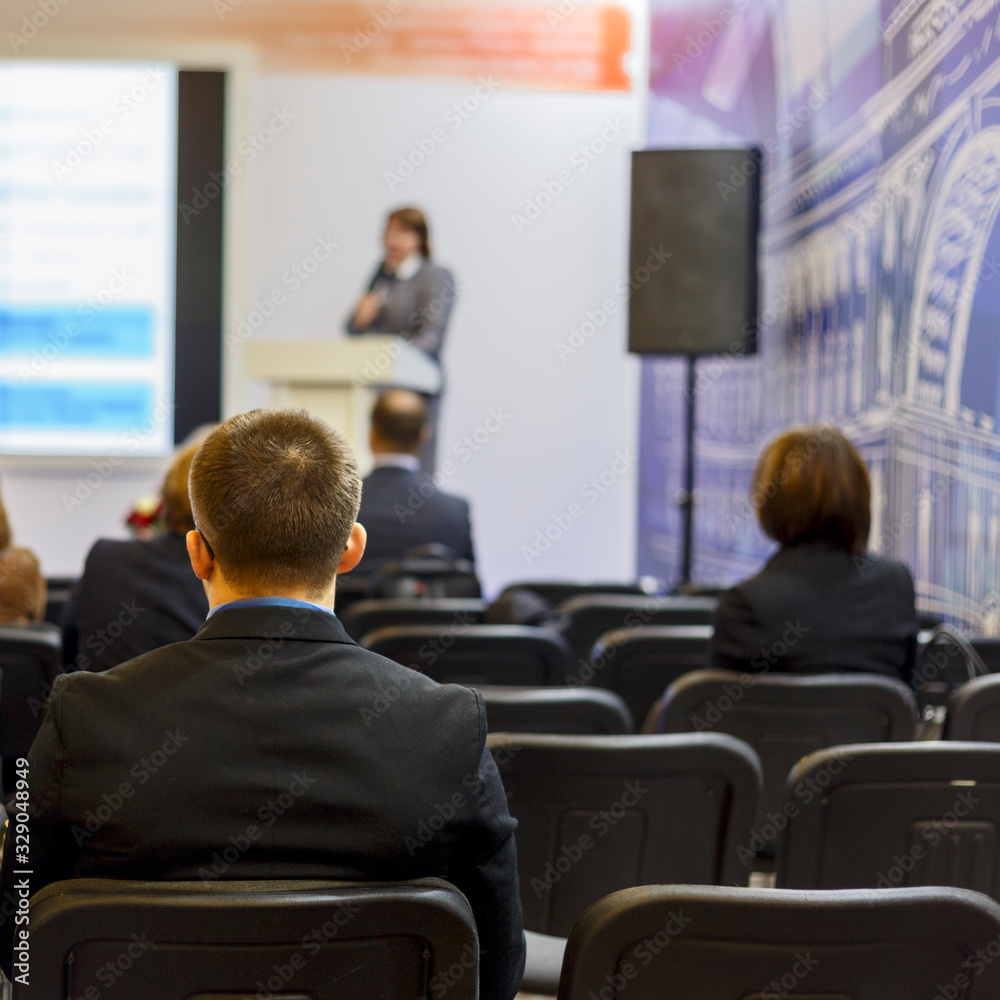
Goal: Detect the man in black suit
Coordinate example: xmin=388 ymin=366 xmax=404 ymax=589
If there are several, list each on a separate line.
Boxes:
xmin=61 ymin=440 xmax=209 ymax=671
xmin=356 ymin=389 xmax=475 ymax=579
xmin=0 ymin=408 xmax=524 ymax=998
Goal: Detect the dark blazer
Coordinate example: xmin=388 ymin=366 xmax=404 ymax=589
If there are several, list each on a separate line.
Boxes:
xmin=0 ymin=606 xmax=524 ymax=999
xmin=357 ymin=465 xmax=475 ymax=578
xmin=710 ymin=541 xmax=919 ymax=682
xmin=346 ymin=260 xmax=457 ymax=362
xmin=61 ymin=532 xmax=209 ymax=672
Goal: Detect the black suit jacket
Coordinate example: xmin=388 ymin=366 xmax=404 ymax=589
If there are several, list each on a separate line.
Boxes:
xmin=357 ymin=465 xmax=475 ymax=578
xmin=710 ymin=542 xmax=919 ymax=681
xmin=62 ymin=532 xmax=209 ymax=671
xmin=0 ymin=606 xmax=524 ymax=998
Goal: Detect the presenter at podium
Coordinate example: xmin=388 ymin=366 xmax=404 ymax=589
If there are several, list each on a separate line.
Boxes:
xmin=346 ymin=206 xmax=457 ymax=472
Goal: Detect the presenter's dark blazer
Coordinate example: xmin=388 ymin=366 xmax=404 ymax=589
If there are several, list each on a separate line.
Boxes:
xmin=357 ymin=465 xmax=475 ymax=578
xmin=710 ymin=541 xmax=919 ymax=682
xmin=62 ymin=532 xmax=209 ymax=672
xmin=0 ymin=605 xmax=525 ymax=1000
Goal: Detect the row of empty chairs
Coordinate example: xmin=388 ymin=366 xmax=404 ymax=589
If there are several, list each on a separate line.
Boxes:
xmin=22 ymin=878 xmax=1000 ymax=998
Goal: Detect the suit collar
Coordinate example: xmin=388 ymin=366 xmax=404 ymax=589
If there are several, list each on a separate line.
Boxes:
xmin=193 ymin=605 xmax=356 ymax=645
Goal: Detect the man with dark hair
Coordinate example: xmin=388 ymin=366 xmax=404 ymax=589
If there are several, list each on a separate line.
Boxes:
xmin=1 ymin=408 xmax=524 ymax=999
xmin=357 ymin=389 xmax=475 ymax=579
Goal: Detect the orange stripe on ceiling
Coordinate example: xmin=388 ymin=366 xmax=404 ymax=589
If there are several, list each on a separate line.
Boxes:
xmin=255 ymin=3 xmax=631 ymax=90
xmin=15 ymin=0 xmax=631 ymax=91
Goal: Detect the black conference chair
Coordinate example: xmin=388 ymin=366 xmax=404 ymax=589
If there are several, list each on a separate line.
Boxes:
xmin=340 ymin=598 xmax=487 ymax=642
xmin=0 ymin=623 xmax=62 ymax=794
xmin=43 ymin=577 xmax=77 ymax=628
xmin=657 ymin=670 xmax=918 ymax=838
xmin=779 ymin=742 xmax=1000 ymax=901
xmin=586 ymin=624 xmax=713 ymax=725
xmin=557 ymin=884 xmax=1000 ymax=1000
xmin=363 ymin=624 xmax=572 ymax=686
xmin=499 ymin=580 xmax=651 ymax=608
xmin=374 ymin=550 xmax=481 ymax=599
xmin=914 ymin=628 xmax=1000 ymax=709
xmin=476 ymin=686 xmax=634 ymax=735
xmin=487 ymin=732 xmax=761 ymax=938
xmin=559 ymin=595 xmax=717 ymax=666
xmin=948 ymin=674 xmax=1000 ymax=740
xmin=25 ymin=877 xmax=478 ymax=1000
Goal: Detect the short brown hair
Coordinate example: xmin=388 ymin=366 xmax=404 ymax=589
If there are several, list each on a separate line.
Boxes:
xmin=161 ymin=441 xmax=200 ymax=533
xmin=387 ymin=207 xmax=431 ymax=258
xmin=752 ymin=425 xmax=871 ymax=554
xmin=189 ymin=409 xmax=362 ymax=596
xmin=371 ymin=389 xmax=427 ymax=453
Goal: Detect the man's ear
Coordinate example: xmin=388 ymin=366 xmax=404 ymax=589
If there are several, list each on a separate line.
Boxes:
xmin=337 ymin=522 xmax=367 ymax=575
xmin=186 ymin=530 xmax=214 ymax=581
xmin=418 ymin=425 xmax=430 ymax=445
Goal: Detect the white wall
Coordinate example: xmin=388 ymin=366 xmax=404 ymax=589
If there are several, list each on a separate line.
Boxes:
xmin=3 ymin=60 xmax=646 ymax=595
xmin=235 ymin=74 xmax=643 ymax=595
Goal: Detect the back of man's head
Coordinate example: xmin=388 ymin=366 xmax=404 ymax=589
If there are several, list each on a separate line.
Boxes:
xmin=370 ymin=390 xmax=427 ymax=454
xmin=189 ymin=409 xmax=361 ymax=597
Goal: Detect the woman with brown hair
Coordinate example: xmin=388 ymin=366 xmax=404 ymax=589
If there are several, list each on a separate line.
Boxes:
xmin=346 ymin=206 xmax=457 ymax=471
xmin=709 ymin=425 xmax=919 ymax=681
xmin=61 ymin=440 xmax=209 ymax=671
xmin=0 ymin=496 xmax=46 ymax=626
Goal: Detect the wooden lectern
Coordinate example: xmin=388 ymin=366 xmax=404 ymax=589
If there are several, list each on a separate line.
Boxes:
xmin=244 ymin=336 xmax=441 ymax=472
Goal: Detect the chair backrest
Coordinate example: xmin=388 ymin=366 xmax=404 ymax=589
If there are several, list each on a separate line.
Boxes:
xmin=363 ymin=624 xmax=572 ymax=686
xmin=914 ymin=630 xmax=1000 ymax=709
xmin=779 ymin=742 xmax=1000 ymax=901
xmin=476 ymin=685 xmax=634 ymax=735
xmin=25 ymin=877 xmax=478 ymax=1000
xmin=500 ymin=581 xmax=649 ymax=608
xmin=557 ymin=884 xmax=1000 ymax=1000
xmin=488 ymin=732 xmax=761 ymax=936
xmin=44 ymin=577 xmax=77 ymax=627
xmin=586 ymin=624 xmax=714 ymax=724
xmin=340 ymin=598 xmax=487 ymax=642
xmin=659 ymin=670 xmax=918 ymax=838
xmin=375 ymin=556 xmax=481 ymax=598
xmin=559 ymin=595 xmax=717 ymax=665
xmin=0 ymin=623 xmax=62 ymax=792
xmin=949 ymin=674 xmax=1000 ymax=740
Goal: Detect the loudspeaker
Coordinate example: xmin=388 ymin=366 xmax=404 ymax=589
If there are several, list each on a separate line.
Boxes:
xmin=628 ymin=148 xmax=760 ymax=356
